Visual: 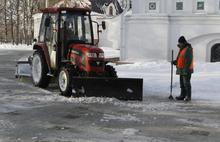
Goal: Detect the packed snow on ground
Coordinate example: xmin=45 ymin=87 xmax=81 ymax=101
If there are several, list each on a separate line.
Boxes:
xmin=100 ymin=113 xmax=140 ymax=122
xmin=122 ymin=128 xmax=140 ymax=136
xmin=0 ymin=43 xmax=32 ymax=50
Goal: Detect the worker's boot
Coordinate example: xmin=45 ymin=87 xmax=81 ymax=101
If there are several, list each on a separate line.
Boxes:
xmin=184 ymin=96 xmax=191 ymax=102
xmin=176 ymin=89 xmax=185 ymax=101
xmin=184 ymin=87 xmax=191 ymax=102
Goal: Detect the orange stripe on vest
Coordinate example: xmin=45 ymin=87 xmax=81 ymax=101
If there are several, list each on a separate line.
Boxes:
xmin=177 ymin=48 xmax=193 ymax=70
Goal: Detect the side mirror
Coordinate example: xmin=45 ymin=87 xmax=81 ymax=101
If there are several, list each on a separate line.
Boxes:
xmin=45 ymin=17 xmax=51 ymax=27
xmin=102 ymin=21 xmax=106 ymax=30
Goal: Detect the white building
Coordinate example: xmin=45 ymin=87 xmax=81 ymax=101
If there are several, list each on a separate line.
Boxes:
xmin=121 ymin=0 xmax=220 ymax=62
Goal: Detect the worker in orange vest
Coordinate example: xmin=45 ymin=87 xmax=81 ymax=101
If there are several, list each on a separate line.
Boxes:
xmin=173 ymin=36 xmax=194 ymax=102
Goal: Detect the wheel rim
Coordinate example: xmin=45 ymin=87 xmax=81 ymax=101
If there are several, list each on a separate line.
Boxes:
xmin=59 ymin=70 xmax=68 ymax=92
xmin=32 ymin=54 xmax=42 ymax=84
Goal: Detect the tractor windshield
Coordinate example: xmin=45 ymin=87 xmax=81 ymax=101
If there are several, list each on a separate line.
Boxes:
xmin=60 ymin=11 xmax=93 ymax=45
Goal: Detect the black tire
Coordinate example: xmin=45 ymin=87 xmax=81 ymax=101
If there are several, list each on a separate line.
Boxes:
xmin=105 ymin=65 xmax=118 ymax=78
xmin=58 ymin=67 xmax=72 ymax=97
xmin=32 ymin=51 xmax=50 ymax=88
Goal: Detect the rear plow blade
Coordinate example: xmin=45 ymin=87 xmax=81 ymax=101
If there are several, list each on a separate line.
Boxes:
xmin=72 ymin=77 xmax=143 ymax=101
xmin=15 ymin=60 xmax=32 ymax=78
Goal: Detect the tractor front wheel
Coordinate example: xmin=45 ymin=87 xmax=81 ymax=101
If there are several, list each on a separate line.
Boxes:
xmin=58 ymin=68 xmax=72 ymax=97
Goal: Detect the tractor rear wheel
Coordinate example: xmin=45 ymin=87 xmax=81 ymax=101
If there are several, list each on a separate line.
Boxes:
xmin=32 ymin=51 xmax=50 ymax=88
xmin=105 ymin=65 xmax=118 ymax=78
xmin=58 ymin=67 xmax=72 ymax=97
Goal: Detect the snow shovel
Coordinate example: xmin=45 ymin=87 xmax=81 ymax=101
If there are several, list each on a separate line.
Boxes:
xmin=169 ymin=50 xmax=174 ymax=100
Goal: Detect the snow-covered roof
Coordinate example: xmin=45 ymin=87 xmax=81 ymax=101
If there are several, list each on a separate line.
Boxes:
xmin=52 ymin=0 xmax=123 ymax=15
xmin=90 ymin=0 xmax=123 ymax=15
xmin=53 ymin=0 xmax=91 ymax=9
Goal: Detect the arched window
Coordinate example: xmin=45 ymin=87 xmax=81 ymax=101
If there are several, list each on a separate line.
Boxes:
xmin=109 ymin=6 xmax=113 ymax=16
xmin=211 ymin=44 xmax=220 ymax=62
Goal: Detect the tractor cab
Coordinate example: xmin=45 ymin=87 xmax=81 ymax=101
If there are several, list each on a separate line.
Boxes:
xmin=37 ymin=8 xmax=105 ymax=73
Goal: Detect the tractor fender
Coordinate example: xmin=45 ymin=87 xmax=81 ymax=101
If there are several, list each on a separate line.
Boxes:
xmin=33 ymin=43 xmax=51 ymax=72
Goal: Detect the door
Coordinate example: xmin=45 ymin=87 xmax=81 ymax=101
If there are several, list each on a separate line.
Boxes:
xmin=211 ymin=44 xmax=220 ymax=62
xmin=44 ymin=14 xmax=58 ymax=69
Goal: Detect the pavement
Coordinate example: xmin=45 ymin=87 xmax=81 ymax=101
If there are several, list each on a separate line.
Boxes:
xmin=0 ymin=49 xmax=220 ymax=142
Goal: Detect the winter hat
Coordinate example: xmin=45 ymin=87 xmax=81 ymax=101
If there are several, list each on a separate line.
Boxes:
xmin=178 ymin=36 xmax=187 ymax=44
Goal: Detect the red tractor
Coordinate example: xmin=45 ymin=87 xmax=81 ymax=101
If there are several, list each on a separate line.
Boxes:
xmin=29 ymin=7 xmax=142 ymax=100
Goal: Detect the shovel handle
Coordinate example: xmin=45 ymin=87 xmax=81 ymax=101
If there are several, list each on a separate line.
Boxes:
xmin=170 ymin=50 xmax=174 ymax=99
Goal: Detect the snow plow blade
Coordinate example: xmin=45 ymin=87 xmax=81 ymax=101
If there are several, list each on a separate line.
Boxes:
xmin=72 ymin=77 xmax=143 ymax=101
xmin=15 ymin=60 xmax=31 ymax=78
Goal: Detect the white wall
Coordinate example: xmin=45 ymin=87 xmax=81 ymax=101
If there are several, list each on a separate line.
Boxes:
xmin=132 ymin=0 xmax=220 ymax=15
xmin=121 ymin=14 xmax=169 ymax=60
xmin=168 ymin=15 xmax=220 ymax=62
xmin=122 ymin=0 xmax=220 ymax=62
xmin=97 ymin=15 xmax=121 ymax=49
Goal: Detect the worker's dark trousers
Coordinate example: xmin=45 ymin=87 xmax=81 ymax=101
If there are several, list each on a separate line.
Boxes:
xmin=180 ymin=74 xmax=192 ymax=98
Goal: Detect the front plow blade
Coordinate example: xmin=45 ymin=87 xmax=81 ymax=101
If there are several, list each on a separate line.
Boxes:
xmin=72 ymin=77 xmax=143 ymax=101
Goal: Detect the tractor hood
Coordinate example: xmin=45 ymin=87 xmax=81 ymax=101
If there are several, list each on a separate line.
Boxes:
xmin=69 ymin=44 xmax=104 ymax=53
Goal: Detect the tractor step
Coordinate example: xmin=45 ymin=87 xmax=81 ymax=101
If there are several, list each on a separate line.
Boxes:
xmin=72 ymin=77 xmax=143 ymax=101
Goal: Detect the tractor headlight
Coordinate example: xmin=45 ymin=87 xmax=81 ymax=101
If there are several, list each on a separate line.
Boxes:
xmin=87 ymin=53 xmax=97 ymax=58
xmin=99 ymin=53 xmax=105 ymax=58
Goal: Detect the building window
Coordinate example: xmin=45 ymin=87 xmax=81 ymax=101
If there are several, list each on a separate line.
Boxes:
xmin=109 ymin=6 xmax=113 ymax=16
xmin=149 ymin=2 xmax=157 ymax=10
xmin=176 ymin=2 xmax=183 ymax=10
xmin=197 ymin=1 xmax=204 ymax=10
xmin=130 ymin=0 xmax=132 ymax=9
xmin=219 ymin=1 xmax=220 ymax=10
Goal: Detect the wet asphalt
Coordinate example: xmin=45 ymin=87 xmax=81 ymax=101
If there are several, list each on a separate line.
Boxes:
xmin=0 ymin=49 xmax=220 ymax=142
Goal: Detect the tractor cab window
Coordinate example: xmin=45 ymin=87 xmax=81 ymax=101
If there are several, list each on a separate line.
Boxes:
xmin=39 ymin=14 xmax=48 ymax=42
xmin=39 ymin=13 xmax=58 ymax=44
xmin=60 ymin=12 xmax=93 ymax=45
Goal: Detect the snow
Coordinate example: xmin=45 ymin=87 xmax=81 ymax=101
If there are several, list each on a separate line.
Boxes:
xmin=101 ymin=114 xmax=140 ymax=122
xmin=54 ymin=0 xmax=91 ymax=9
xmin=0 ymin=43 xmax=32 ymax=50
xmin=2 ymin=43 xmax=220 ymax=102
xmin=100 ymin=47 xmax=120 ymax=58
xmin=115 ymin=60 xmax=220 ymax=101
xmin=122 ymin=128 xmax=140 ymax=136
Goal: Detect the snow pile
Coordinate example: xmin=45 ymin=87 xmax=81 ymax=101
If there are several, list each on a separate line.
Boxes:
xmin=0 ymin=44 xmax=32 ymax=50
xmin=100 ymin=47 xmax=120 ymax=58
xmin=115 ymin=60 xmax=220 ymax=101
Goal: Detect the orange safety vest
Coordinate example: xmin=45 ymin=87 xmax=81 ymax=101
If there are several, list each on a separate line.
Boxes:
xmin=177 ymin=47 xmax=193 ymax=70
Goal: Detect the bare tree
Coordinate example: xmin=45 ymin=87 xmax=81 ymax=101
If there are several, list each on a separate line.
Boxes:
xmin=15 ymin=0 xmax=20 ymax=44
xmin=4 ymin=0 xmax=8 ymax=42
